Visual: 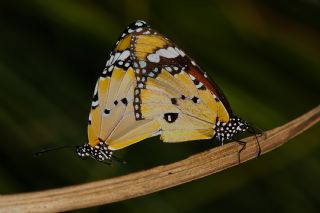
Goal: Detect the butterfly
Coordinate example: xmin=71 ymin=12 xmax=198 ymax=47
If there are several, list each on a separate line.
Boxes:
xmin=76 ymin=20 xmax=260 ymax=163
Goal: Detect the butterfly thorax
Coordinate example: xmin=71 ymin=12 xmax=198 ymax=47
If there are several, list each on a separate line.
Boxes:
xmin=214 ymin=117 xmax=249 ymax=142
xmin=76 ymin=142 xmax=112 ymax=161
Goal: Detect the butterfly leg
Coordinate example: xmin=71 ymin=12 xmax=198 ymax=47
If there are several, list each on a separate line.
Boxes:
xmin=235 ymin=140 xmax=247 ymax=163
xmin=247 ymin=128 xmax=262 ymax=158
xmin=97 ymin=160 xmax=112 ymax=166
xmin=96 ymin=155 xmax=126 ymax=166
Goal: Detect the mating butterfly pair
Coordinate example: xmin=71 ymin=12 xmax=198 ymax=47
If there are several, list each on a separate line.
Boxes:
xmin=76 ymin=20 xmax=259 ymax=163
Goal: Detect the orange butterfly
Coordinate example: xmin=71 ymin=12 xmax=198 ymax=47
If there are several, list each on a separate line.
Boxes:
xmin=76 ymin=20 xmax=260 ymax=162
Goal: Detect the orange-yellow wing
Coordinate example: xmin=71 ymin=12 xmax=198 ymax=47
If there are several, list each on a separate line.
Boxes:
xmin=129 ymin=23 xmax=231 ymax=142
xmin=87 ymin=21 xmax=162 ymax=150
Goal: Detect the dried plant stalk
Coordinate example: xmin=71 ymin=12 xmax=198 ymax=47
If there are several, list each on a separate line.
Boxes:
xmin=0 ymin=106 xmax=319 ymax=213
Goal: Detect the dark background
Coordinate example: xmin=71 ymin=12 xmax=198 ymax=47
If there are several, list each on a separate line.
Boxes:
xmin=0 ymin=0 xmax=319 ymax=212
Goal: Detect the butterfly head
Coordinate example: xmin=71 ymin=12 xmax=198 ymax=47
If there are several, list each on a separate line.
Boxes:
xmin=76 ymin=142 xmax=112 ymax=161
xmin=214 ymin=117 xmax=249 ymax=142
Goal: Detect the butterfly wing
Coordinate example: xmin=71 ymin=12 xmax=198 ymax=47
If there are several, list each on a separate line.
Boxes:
xmin=129 ymin=23 xmax=231 ymax=142
xmin=88 ymin=26 xmax=160 ymax=150
xmin=89 ymin=20 xmax=232 ymax=149
xmin=138 ymin=67 xmax=219 ymax=142
xmin=79 ymin=20 xmax=250 ymax=162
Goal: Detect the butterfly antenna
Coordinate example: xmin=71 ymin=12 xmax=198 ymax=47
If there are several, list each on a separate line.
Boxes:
xmin=34 ymin=145 xmax=77 ymax=157
xmin=111 ymin=155 xmax=127 ymax=165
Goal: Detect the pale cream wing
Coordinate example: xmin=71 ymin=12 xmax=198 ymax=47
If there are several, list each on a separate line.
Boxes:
xmin=140 ymin=68 xmax=219 ymax=143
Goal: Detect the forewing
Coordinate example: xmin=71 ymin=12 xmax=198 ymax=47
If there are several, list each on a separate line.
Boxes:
xmin=87 ymin=21 xmax=161 ymax=148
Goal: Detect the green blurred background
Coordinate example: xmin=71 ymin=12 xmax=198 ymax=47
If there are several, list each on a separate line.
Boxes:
xmin=0 ymin=0 xmax=319 ymax=212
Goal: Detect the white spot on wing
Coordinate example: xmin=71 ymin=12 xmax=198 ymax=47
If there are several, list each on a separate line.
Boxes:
xmin=108 ymin=65 xmax=114 ymax=72
xmin=196 ymin=82 xmax=203 ymax=89
xmin=135 ymin=22 xmax=143 ymax=27
xmin=158 ymin=47 xmax=179 ymax=58
xmin=92 ymin=100 xmax=99 ymax=107
xmin=175 ymin=47 xmax=186 ymax=57
xmin=189 ymin=74 xmax=196 ymax=80
xmin=112 ymin=52 xmax=121 ymax=64
xmin=166 ymin=67 xmax=172 ymax=72
xmin=139 ymin=60 xmax=147 ymax=68
xmin=118 ymin=50 xmax=130 ymax=61
xmin=107 ymin=54 xmax=114 ymax=66
xmin=147 ymin=53 xmax=160 ymax=63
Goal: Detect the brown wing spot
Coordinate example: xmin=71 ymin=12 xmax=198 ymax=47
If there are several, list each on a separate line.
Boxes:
xmin=121 ymin=98 xmax=128 ymax=105
xmin=171 ymin=98 xmax=178 ymax=105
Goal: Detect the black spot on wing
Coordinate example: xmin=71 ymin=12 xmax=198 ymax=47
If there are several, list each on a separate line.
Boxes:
xmin=164 ymin=113 xmax=179 ymax=123
xmin=104 ymin=109 xmax=110 ymax=115
xmin=93 ymin=94 xmax=98 ymax=102
xmin=121 ymin=98 xmax=128 ymax=105
xmin=191 ymin=96 xmax=199 ymax=103
xmin=171 ymin=98 xmax=178 ymax=105
xmin=91 ymin=93 xmax=99 ymax=109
